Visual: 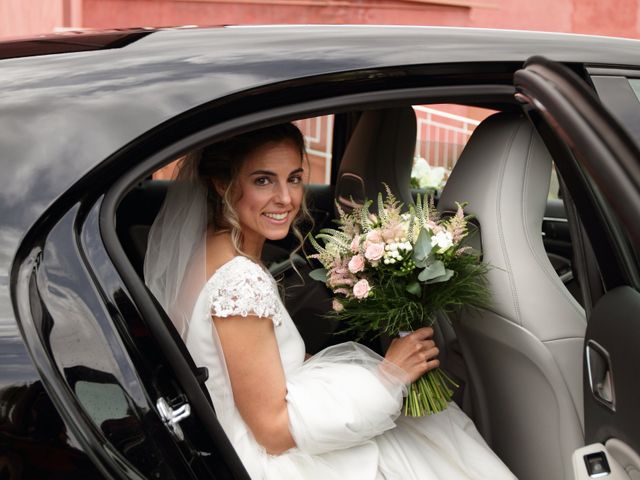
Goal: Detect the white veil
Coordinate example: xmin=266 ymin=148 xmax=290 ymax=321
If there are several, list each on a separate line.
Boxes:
xmin=142 ymin=153 xmax=242 ymax=460
xmin=143 ymin=153 xmax=208 ymax=339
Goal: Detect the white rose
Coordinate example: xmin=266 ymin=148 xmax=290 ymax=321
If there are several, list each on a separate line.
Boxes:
xmin=411 ymin=157 xmax=447 ymax=190
xmin=433 ymin=231 xmax=454 ymax=252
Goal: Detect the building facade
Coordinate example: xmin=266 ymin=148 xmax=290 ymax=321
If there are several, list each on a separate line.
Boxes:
xmin=2 ymin=0 xmax=638 ymax=40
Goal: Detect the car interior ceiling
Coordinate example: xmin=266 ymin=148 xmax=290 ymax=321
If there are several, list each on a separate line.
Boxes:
xmin=114 ymin=99 xmax=588 ymax=433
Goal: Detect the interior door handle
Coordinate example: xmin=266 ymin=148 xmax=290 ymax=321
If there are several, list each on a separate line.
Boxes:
xmin=586 ymin=340 xmax=616 ymax=411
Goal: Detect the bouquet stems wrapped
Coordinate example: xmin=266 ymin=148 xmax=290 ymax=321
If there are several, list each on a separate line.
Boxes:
xmin=309 ymin=188 xmax=490 ymax=417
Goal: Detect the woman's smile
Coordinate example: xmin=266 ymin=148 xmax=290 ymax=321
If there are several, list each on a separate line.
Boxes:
xmin=263 ymin=211 xmax=290 ymax=222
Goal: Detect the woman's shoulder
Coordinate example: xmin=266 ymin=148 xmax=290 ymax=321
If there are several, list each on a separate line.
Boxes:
xmin=206 ymin=256 xmax=281 ymax=322
xmin=208 ymin=255 xmax=269 ymax=285
xmin=205 ymin=232 xmax=265 ymax=279
xmin=206 ymin=255 xmax=275 ymax=303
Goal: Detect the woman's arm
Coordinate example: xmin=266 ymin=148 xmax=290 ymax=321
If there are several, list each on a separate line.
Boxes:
xmin=214 ymin=312 xmax=440 ymax=456
xmin=213 ymin=314 xmax=296 ymax=455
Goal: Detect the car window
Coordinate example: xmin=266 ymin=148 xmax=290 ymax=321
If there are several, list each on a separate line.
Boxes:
xmin=410 ymin=104 xmax=495 ymax=194
xmin=548 ymin=168 xmax=561 ymax=200
xmin=294 ymin=114 xmax=334 ymax=185
xmin=629 ymin=78 xmax=640 ymax=101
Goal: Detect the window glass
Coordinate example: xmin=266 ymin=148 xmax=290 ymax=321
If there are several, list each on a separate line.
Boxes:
xmin=295 ymin=115 xmax=334 ymax=185
xmin=548 ymin=168 xmax=561 ymax=200
xmin=411 ymin=105 xmax=495 ymax=193
xmin=629 ymin=78 xmax=640 ymax=102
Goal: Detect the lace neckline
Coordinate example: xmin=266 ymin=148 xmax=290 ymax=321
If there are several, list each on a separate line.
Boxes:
xmin=207 ymin=255 xmax=265 ymax=282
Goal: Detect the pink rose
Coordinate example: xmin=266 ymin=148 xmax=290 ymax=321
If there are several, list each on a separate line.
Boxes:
xmin=350 ymin=234 xmax=361 ymax=253
xmin=366 ymin=230 xmax=382 ymax=243
xmin=381 ymin=222 xmax=406 ymax=242
xmin=332 ymin=298 xmax=344 ymax=312
xmin=364 ymin=242 xmax=385 ymax=261
xmin=353 ymin=279 xmax=371 ymax=299
xmin=348 ymin=254 xmax=365 ymax=273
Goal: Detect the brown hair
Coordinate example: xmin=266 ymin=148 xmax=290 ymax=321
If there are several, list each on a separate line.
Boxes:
xmin=197 ymin=122 xmax=313 ymax=261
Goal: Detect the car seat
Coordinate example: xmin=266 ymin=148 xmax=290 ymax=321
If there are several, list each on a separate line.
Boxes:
xmin=438 ymin=111 xmax=586 ymax=480
xmin=335 ymin=106 xmax=416 ymax=212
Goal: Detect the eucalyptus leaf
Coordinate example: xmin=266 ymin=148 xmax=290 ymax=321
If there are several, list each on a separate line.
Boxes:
xmin=425 ymin=269 xmax=454 ymax=284
xmin=418 ymin=260 xmax=445 ymax=282
xmin=309 ymin=268 xmax=327 ymax=282
xmin=413 ymin=228 xmax=432 ymax=264
xmin=406 ymin=281 xmax=422 ymax=297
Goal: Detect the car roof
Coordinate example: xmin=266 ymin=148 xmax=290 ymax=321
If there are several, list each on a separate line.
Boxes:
xmin=2 ymin=24 xmax=640 ymax=63
xmin=1 ymin=25 xmax=640 ymax=267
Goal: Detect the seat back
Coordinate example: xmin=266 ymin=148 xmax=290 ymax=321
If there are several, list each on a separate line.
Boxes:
xmin=336 ymin=106 xmax=416 ymax=212
xmin=439 ymin=112 xmax=586 ymax=480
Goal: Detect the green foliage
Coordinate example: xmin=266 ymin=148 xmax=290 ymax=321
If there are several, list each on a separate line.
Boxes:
xmin=309 ymin=188 xmax=491 ymax=416
xmin=331 ymin=253 xmax=490 ymax=340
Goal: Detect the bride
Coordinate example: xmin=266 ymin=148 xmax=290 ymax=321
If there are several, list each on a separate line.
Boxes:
xmin=144 ymin=123 xmax=516 ymax=479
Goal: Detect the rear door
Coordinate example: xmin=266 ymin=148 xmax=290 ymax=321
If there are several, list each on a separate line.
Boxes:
xmin=514 ymin=56 xmax=640 ymax=479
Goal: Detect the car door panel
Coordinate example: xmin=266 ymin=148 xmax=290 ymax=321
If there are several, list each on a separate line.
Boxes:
xmin=585 ymin=287 xmax=640 ymax=454
xmin=13 ymin=204 xmax=168 ymax=479
xmin=514 ymin=56 xmax=640 ymax=477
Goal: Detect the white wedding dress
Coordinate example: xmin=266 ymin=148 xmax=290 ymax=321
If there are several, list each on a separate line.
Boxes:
xmin=185 ymin=256 xmax=516 ymax=480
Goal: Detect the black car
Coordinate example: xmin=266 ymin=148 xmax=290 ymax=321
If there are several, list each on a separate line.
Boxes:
xmin=1 ymin=25 xmax=639 ymax=480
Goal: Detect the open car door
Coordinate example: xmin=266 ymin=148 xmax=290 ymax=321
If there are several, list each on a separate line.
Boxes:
xmin=514 ymin=57 xmax=640 ymax=479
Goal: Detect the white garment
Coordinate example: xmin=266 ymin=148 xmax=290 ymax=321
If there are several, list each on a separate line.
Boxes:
xmin=185 ymin=256 xmax=516 ymax=480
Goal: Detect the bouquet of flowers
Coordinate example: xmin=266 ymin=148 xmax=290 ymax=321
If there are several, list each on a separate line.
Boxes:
xmin=308 ymin=187 xmax=490 ymax=417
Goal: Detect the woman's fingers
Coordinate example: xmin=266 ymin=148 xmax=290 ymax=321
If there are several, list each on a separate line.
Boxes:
xmin=411 ymin=326 xmax=434 ymax=340
xmin=423 ymin=345 xmax=439 ymax=361
xmin=385 ymin=328 xmax=442 ymax=382
xmin=421 ymin=339 xmax=436 ymax=350
xmin=425 ymin=358 xmax=440 ymax=372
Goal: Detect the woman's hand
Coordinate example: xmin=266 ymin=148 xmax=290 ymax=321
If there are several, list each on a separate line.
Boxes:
xmin=383 ymin=327 xmax=440 ymax=383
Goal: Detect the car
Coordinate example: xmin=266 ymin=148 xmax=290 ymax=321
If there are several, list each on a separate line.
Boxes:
xmin=1 ymin=25 xmax=640 ymax=480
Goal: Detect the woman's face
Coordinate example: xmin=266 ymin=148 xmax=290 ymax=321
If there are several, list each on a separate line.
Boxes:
xmin=231 ymin=139 xmax=304 ymax=255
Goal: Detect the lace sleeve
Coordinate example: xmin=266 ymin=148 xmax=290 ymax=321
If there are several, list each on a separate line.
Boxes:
xmin=206 ymin=256 xmax=283 ymax=327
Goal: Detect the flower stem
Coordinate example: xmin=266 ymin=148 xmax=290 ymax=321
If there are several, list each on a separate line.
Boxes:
xmin=402 ymin=367 xmax=459 ymax=417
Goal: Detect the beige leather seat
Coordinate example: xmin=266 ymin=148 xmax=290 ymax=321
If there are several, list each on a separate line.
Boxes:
xmin=438 ymin=112 xmax=587 ymax=480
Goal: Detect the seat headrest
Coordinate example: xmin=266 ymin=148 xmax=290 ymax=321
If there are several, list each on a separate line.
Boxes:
xmin=336 ymin=107 xmax=417 ymax=212
xmin=439 ymin=111 xmax=550 ymax=226
xmin=439 ymin=111 xmax=584 ymax=337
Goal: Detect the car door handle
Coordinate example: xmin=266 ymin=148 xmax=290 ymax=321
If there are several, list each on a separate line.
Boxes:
xmin=586 ymin=340 xmax=616 ymax=411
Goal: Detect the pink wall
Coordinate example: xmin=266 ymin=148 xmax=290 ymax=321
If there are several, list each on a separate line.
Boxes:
xmin=571 ymin=0 xmax=640 ymax=38
xmin=2 ymin=0 xmax=638 ymax=40
xmin=79 ymin=0 xmax=471 ymax=29
xmin=0 ymin=0 xmax=61 ymax=38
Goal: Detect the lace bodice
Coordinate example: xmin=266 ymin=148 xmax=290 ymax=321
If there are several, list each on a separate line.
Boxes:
xmin=205 ymin=256 xmax=284 ymax=327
